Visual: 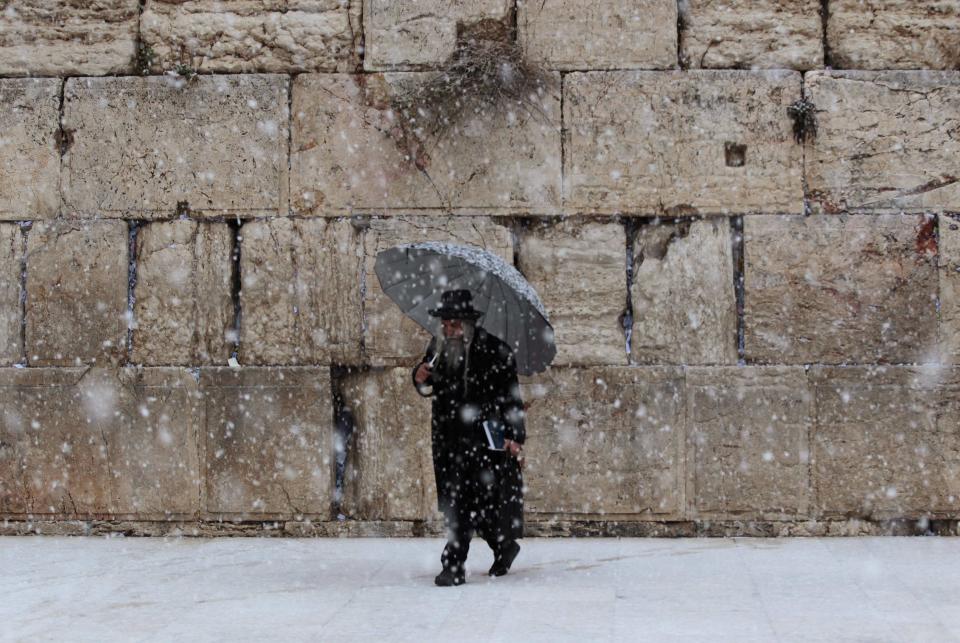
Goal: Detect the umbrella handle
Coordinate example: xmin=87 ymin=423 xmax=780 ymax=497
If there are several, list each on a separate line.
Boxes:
xmin=428 ymin=336 xmax=443 ymax=368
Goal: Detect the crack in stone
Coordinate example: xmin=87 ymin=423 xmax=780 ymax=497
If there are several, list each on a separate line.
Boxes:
xmin=622 ymin=218 xmax=637 ymax=358
xmin=227 ymin=219 xmax=243 ymax=360
xmin=188 ymin=221 xmax=202 ymax=362
xmin=126 ymin=221 xmax=140 ymax=364
xmin=731 ymin=216 xmax=746 ymax=365
xmin=858 ymin=174 xmax=958 ymax=209
xmin=17 ymin=222 xmax=29 ymax=365
xmin=819 ymin=0 xmax=831 ymax=68
xmin=278 ymin=483 xmax=302 ymax=516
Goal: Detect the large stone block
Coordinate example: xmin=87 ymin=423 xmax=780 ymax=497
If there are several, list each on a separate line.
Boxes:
xmin=827 ymin=0 xmax=960 ymax=70
xmin=362 ymin=216 xmax=513 ymax=366
xmin=133 ymin=221 xmax=234 ymax=366
xmin=0 ymin=0 xmax=138 ymax=76
xmin=0 ymin=79 xmax=60 ymax=220
xmin=363 ymin=0 xmax=511 ymax=70
xmin=62 ymin=75 xmax=289 ymax=219
xmin=26 ymin=221 xmax=128 ymax=367
xmin=811 ymin=365 xmax=960 ymax=517
xmin=240 ymin=218 xmax=363 ymax=365
xmin=679 ymin=0 xmax=823 ymax=70
xmin=0 ymin=367 xmax=203 ymax=519
xmin=521 ymin=367 xmax=685 ymax=517
xmin=805 ymin=71 xmax=960 ymax=214
xmin=200 ymin=367 xmax=335 ymax=518
xmin=564 ymin=71 xmax=803 ymax=215
xmin=519 ymin=0 xmax=677 ymax=70
xmin=630 ymin=217 xmax=737 ymax=365
xmin=744 ymin=214 xmax=939 ymax=364
xmin=686 ymin=366 xmax=812 ymax=517
xmin=942 ymin=215 xmax=960 ymax=364
xmin=141 ymin=0 xmax=361 ymax=74
xmin=340 ymin=368 xmax=438 ymax=520
xmin=0 ymin=224 xmax=24 ymax=365
xmin=290 ymin=73 xmax=561 ymax=215
xmin=516 ymin=220 xmax=626 ymax=366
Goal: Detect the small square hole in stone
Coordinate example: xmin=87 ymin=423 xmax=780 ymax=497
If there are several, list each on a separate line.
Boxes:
xmin=725 ymin=142 xmax=747 ymax=167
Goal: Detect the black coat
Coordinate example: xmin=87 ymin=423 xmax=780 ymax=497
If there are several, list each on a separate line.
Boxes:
xmin=412 ymin=327 xmax=525 ymax=541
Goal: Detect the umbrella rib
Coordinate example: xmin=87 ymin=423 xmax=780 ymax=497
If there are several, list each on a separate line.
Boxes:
xmin=496 ymin=276 xmax=512 ymax=352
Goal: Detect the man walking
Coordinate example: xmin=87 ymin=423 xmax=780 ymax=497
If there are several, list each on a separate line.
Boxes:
xmin=412 ymin=289 xmax=526 ymax=586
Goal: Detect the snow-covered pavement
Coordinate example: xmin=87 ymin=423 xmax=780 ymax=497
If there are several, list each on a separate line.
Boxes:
xmin=2 ymin=536 xmax=959 ymax=642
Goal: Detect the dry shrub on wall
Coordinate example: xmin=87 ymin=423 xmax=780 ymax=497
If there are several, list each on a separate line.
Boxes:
xmin=387 ymin=18 xmax=556 ymax=170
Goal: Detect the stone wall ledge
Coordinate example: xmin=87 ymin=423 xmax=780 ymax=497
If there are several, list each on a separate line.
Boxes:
xmin=4 ymin=518 xmax=958 ymax=538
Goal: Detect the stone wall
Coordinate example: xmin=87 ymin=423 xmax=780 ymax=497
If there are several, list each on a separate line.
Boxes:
xmin=1 ymin=1 xmax=959 ymax=537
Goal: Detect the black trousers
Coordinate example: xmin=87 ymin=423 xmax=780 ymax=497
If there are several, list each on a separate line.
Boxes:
xmin=439 ymin=447 xmax=517 ymax=572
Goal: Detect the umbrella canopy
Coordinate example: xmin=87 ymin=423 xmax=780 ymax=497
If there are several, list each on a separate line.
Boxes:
xmin=374 ymin=241 xmax=556 ymax=376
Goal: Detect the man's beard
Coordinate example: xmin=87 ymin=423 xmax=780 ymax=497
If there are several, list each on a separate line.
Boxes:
xmin=438 ymin=337 xmax=466 ymax=378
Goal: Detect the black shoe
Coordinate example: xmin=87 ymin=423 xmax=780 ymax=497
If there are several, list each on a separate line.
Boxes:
xmin=434 ymin=568 xmax=465 ymax=586
xmin=488 ymin=541 xmax=520 ymax=577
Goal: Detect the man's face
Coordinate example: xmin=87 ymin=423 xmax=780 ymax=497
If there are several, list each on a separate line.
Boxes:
xmin=441 ymin=318 xmax=464 ymax=339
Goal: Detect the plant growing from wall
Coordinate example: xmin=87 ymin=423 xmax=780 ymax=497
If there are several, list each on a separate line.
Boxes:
xmin=173 ymin=64 xmax=199 ymax=82
xmin=387 ymin=17 xmax=555 ymax=171
xmin=167 ymin=44 xmax=207 ymax=84
xmin=133 ymin=42 xmax=156 ymax=76
xmin=788 ymin=98 xmax=817 ymax=144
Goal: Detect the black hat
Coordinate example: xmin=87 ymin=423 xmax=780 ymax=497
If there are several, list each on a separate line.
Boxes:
xmin=429 ymin=289 xmax=483 ymax=320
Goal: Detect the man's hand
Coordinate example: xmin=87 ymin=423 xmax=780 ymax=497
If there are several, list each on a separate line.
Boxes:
xmin=414 ymin=362 xmax=432 ymax=385
xmin=504 ymin=439 xmax=522 ymax=457
xmin=504 ymin=439 xmax=524 ymax=471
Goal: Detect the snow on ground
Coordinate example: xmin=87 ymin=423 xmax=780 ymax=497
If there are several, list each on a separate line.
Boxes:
xmin=2 ymin=536 xmax=959 ymax=642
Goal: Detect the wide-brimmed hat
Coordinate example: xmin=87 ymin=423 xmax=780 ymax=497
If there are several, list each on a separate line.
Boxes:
xmin=428 ymin=289 xmax=483 ymax=320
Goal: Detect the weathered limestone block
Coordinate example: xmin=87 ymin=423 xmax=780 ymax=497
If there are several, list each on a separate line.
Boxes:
xmin=521 ymin=367 xmax=685 ymax=517
xmin=564 ymin=71 xmax=803 ymax=215
xmin=62 ymin=75 xmax=289 ymax=219
xmin=0 ymin=79 xmax=60 ymax=220
xmin=201 ymin=367 xmax=334 ymax=518
xmin=363 ymin=0 xmax=511 ymax=70
xmin=362 ymin=216 xmax=513 ymax=365
xmin=133 ymin=221 xmax=234 ymax=366
xmin=811 ymin=365 xmax=960 ymax=517
xmin=0 ymin=367 xmax=202 ymax=519
xmin=631 ymin=217 xmax=737 ymax=365
xmin=744 ymin=214 xmax=939 ymax=364
xmin=340 ymin=368 xmax=439 ymax=520
xmin=517 ymin=220 xmax=626 ymax=366
xmin=240 ymin=218 xmax=363 ymax=365
xmin=679 ymin=0 xmax=822 ymax=70
xmin=686 ymin=366 xmax=812 ymax=517
xmin=805 ymin=71 xmax=960 ymax=214
xmin=828 ymin=0 xmax=960 ymax=70
xmin=141 ymin=0 xmax=361 ymax=73
xmin=519 ymin=0 xmax=677 ymax=70
xmin=0 ymin=224 xmax=24 ymax=365
xmin=26 ymin=221 xmax=128 ymax=366
xmin=291 ymin=73 xmax=561 ymax=215
xmin=0 ymin=0 xmax=138 ymax=76
xmin=942 ymin=215 xmax=960 ymax=364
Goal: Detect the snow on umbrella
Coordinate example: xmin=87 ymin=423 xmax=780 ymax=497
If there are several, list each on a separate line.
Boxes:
xmin=374 ymin=241 xmax=556 ymax=376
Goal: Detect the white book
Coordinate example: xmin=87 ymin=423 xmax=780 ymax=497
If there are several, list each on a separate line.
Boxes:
xmin=482 ymin=420 xmax=505 ymax=451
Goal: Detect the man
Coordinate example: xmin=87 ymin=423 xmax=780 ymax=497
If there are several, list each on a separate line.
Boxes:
xmin=412 ymin=289 xmax=526 ymax=587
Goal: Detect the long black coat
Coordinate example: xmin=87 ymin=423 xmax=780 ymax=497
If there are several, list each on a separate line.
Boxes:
xmin=412 ymin=327 xmax=525 ymax=541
